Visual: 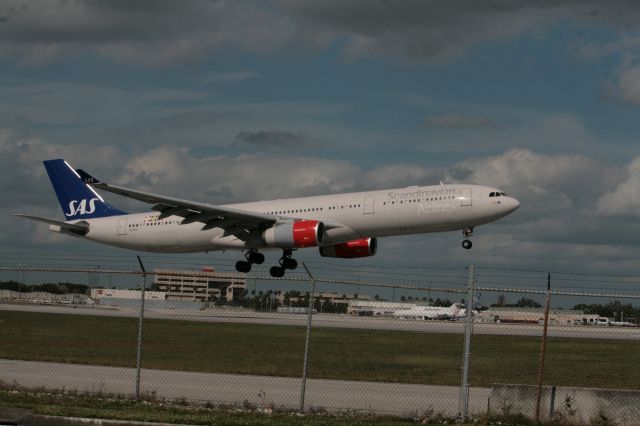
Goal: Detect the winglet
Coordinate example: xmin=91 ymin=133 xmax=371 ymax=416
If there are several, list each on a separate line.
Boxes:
xmin=76 ymin=169 xmax=101 ymax=185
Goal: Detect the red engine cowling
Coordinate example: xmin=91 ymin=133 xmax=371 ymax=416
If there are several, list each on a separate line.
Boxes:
xmin=263 ymin=220 xmax=325 ymax=249
xmin=319 ymin=238 xmax=377 ymax=258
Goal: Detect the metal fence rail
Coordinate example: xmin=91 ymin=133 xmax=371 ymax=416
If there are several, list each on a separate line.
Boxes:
xmin=1 ymin=261 xmax=639 ymax=423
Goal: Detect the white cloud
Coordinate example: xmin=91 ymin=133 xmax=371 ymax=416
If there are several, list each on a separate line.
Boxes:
xmin=596 ymin=157 xmax=640 ymax=217
xmin=359 ymin=164 xmax=441 ymax=189
xmin=447 ymin=148 xmax=615 ymax=201
xmin=117 ymin=147 xmax=361 ymax=203
xmin=604 ymin=58 xmax=640 ymax=106
xmin=442 ymin=149 xmax=635 ymax=248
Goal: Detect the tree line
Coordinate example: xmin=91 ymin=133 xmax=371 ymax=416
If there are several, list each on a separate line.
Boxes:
xmin=491 ymin=295 xmax=639 ymax=321
xmin=0 ymin=280 xmax=89 ymax=295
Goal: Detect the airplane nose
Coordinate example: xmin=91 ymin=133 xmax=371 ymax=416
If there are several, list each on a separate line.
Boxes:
xmin=509 ymin=197 xmax=520 ymax=212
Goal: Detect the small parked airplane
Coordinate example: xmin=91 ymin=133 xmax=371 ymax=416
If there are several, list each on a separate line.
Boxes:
xmin=15 ymin=159 xmax=519 ymax=277
xmin=392 ymin=303 xmax=467 ymax=320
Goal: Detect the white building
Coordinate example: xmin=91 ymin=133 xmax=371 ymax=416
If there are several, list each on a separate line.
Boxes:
xmin=475 ymin=307 xmax=606 ymax=326
xmin=154 ymin=268 xmax=246 ymax=302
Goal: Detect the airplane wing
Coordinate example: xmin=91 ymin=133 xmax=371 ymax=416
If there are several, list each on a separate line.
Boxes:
xmin=13 ymin=214 xmax=89 ymax=236
xmin=75 ymin=169 xmax=278 ymax=238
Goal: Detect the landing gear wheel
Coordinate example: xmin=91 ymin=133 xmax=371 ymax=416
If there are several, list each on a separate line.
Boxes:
xmin=462 ymin=240 xmax=473 ymax=250
xmin=247 ymin=251 xmax=265 ymax=265
xmin=463 ymin=227 xmax=474 ymax=239
xmin=281 ymin=257 xmax=298 ymax=270
xmin=277 ymin=249 xmax=298 ymax=271
xmin=235 ymin=260 xmax=252 ymax=273
xmin=270 ymin=266 xmax=285 ymax=278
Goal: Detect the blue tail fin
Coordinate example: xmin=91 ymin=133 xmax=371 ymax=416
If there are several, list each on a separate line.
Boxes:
xmin=43 ymin=159 xmax=127 ymax=220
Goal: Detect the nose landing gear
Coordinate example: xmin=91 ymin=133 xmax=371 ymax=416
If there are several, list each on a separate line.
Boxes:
xmin=235 ymin=249 xmax=265 ymax=273
xmin=462 ymin=227 xmax=474 ymax=250
xmin=270 ymin=249 xmax=298 ymax=277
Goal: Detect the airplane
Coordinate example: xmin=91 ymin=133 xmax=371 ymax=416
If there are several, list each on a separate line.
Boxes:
xmin=14 ymin=159 xmax=519 ymax=277
xmin=392 ymin=303 xmax=466 ymax=320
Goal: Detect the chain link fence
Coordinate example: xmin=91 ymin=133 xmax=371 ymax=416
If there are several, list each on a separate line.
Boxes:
xmin=1 ymin=256 xmax=639 ymax=423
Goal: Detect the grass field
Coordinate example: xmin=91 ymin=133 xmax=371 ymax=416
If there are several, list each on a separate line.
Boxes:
xmin=0 ymin=310 xmax=638 ymax=388
xmin=0 ymin=389 xmax=429 ymax=426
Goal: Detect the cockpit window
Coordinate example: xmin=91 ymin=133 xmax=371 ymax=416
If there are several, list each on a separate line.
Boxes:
xmin=500 ymin=192 xmax=507 ymax=196
xmin=489 ymin=192 xmax=496 ymax=197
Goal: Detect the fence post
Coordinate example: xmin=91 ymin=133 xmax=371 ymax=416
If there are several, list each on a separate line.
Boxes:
xmin=459 ymin=264 xmax=475 ymax=419
xmin=300 ymin=263 xmax=316 ymax=413
xmin=535 ymin=273 xmax=552 ymax=422
xmin=135 ymin=256 xmax=147 ymax=400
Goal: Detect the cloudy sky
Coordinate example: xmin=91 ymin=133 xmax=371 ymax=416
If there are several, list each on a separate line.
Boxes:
xmin=2 ymin=0 xmax=640 ymax=276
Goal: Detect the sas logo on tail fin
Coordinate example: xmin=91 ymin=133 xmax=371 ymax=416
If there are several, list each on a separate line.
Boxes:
xmin=44 ymin=158 xmax=127 ymax=219
xmin=65 ymin=198 xmax=100 ymax=217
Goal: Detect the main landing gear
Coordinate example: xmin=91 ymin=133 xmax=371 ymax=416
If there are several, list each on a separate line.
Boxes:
xmin=235 ymin=249 xmax=265 ymax=273
xmin=269 ymin=249 xmax=298 ymax=278
xmin=234 ymin=249 xmax=298 ymax=277
xmin=462 ymin=227 xmax=474 ymax=250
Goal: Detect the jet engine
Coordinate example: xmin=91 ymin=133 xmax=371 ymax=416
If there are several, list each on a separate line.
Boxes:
xmin=263 ymin=220 xmax=324 ymax=249
xmin=319 ymin=237 xmax=377 ymax=258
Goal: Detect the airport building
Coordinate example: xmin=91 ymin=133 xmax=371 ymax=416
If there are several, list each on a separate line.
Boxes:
xmin=153 ymin=268 xmax=246 ymax=302
xmin=475 ymin=307 xmax=605 ymax=326
xmin=90 ymin=268 xmax=247 ymax=303
xmin=1 ymin=290 xmax=93 ymax=304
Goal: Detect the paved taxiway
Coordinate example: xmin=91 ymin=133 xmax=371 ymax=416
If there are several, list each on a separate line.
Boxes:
xmin=1 ymin=302 xmax=639 ymax=340
xmin=0 ymin=359 xmax=489 ymax=416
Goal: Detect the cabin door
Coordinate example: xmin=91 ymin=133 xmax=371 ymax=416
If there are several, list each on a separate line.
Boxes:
xmin=364 ymin=196 xmax=375 ymax=214
xmin=117 ymin=218 xmax=128 ymax=235
xmin=461 ymin=188 xmax=472 ymax=206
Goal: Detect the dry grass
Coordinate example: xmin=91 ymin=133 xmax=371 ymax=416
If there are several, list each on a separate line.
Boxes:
xmin=0 ymin=310 xmax=638 ymax=388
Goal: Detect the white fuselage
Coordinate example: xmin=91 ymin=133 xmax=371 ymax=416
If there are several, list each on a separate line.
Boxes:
xmin=392 ymin=304 xmax=466 ymax=320
xmin=73 ymin=184 xmax=519 ymax=253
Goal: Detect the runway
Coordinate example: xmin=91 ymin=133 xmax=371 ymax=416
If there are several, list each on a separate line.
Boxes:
xmin=2 ymin=302 xmax=639 ymax=340
xmin=0 ymin=359 xmax=489 ymax=416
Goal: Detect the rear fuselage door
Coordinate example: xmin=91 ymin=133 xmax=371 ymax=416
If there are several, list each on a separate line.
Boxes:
xmin=117 ymin=218 xmax=128 ymax=235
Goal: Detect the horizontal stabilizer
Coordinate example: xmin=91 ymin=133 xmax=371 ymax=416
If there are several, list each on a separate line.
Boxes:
xmin=76 ymin=168 xmax=101 ymax=185
xmin=13 ymin=214 xmax=89 ymax=236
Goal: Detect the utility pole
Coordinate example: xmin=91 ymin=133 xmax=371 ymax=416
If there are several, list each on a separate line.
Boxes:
xmin=459 ymin=265 xmax=475 ymax=419
xmin=135 ymin=256 xmax=147 ymax=400
xmin=535 ymin=273 xmax=552 ymax=422
xmin=300 ymin=263 xmax=316 ymax=413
